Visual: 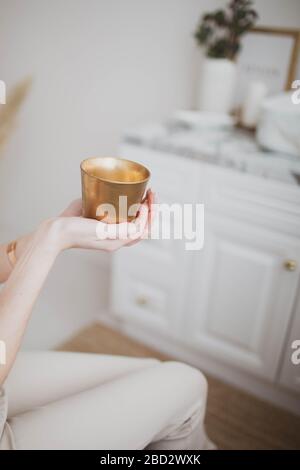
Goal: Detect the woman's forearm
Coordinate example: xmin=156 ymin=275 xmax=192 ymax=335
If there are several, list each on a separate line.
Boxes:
xmin=0 ymin=233 xmax=33 ymax=283
xmin=0 ymin=194 xmax=152 ymax=387
xmin=0 ymin=243 xmax=14 ymax=283
xmin=0 ymin=220 xmax=61 ymax=386
xmin=0 ymin=202 xmax=79 ymax=284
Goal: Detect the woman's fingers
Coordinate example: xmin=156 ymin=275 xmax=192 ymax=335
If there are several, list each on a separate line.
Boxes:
xmin=141 ymin=189 xmax=156 ymax=225
xmin=129 ymin=203 xmax=149 ymax=238
xmin=95 ymin=201 xmax=149 ymax=241
xmin=148 ymin=190 xmax=156 ymax=225
xmin=141 ymin=188 xmax=151 ymax=204
xmin=95 ymin=221 xmax=132 ymax=240
xmin=125 ymin=192 xmax=154 ymax=246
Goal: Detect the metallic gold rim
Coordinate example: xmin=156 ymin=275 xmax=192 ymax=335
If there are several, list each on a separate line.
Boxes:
xmin=80 ymin=157 xmax=151 ymax=185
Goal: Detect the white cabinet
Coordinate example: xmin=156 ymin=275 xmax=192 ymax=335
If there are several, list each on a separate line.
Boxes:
xmin=110 ymin=144 xmax=300 ymax=412
xmin=111 ymin=144 xmax=202 ymax=334
xmin=279 ymin=297 xmax=300 ymax=393
xmin=119 ymin=144 xmax=203 ymax=204
xmin=188 ymin=214 xmax=300 ymax=380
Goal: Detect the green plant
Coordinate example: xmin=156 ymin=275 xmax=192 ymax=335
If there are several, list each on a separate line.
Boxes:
xmin=194 ymin=0 xmax=258 ymax=60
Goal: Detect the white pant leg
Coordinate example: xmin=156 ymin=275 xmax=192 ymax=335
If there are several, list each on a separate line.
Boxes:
xmin=5 ymin=351 xmax=158 ymax=417
xmin=6 ymin=359 xmax=210 ymax=450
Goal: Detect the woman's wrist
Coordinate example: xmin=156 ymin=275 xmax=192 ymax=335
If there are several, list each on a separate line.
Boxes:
xmin=36 ymin=217 xmax=67 ymax=256
xmin=15 ymin=216 xmax=75 ymax=261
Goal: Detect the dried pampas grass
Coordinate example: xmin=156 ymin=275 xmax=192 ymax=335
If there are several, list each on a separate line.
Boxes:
xmin=0 ymin=77 xmax=32 ymax=154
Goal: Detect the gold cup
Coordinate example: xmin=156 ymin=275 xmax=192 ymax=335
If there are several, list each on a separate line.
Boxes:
xmin=81 ymin=157 xmax=150 ymax=223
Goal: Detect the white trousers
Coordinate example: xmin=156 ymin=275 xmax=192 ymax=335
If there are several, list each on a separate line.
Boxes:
xmin=2 ymin=351 xmax=212 ymax=450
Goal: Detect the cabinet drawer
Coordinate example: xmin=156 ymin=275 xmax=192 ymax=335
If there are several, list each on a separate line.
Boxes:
xmin=113 ymin=272 xmax=169 ymax=330
xmin=111 ymin=247 xmax=173 ymax=331
xmin=110 ymin=239 xmax=192 ymax=333
xmin=203 ymin=166 xmax=300 ymax=236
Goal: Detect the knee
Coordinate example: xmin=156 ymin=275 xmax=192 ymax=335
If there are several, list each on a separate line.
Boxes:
xmin=161 ymin=361 xmax=208 ymax=402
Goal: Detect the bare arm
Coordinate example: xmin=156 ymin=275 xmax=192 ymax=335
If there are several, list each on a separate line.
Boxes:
xmin=0 ymin=195 xmax=152 ymax=387
xmin=0 ymin=221 xmax=60 ymax=384
xmin=0 ymin=234 xmax=32 ymax=284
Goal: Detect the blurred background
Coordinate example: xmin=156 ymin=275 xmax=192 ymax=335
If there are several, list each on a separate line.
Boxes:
xmin=0 ymin=0 xmax=300 ymax=449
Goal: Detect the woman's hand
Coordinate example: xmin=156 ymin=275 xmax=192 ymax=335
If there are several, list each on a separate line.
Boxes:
xmin=0 ymin=190 xmax=155 ymax=284
xmin=42 ymin=189 xmax=155 ymax=254
xmin=0 ymin=189 xmax=155 ymax=386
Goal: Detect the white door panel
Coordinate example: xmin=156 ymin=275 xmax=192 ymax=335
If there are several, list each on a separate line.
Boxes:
xmin=189 ymin=214 xmax=300 ymax=380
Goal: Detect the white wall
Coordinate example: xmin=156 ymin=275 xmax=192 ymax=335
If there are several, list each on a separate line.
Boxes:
xmin=255 ymin=0 xmax=300 ymax=77
xmin=0 ymin=0 xmax=214 ymax=229
xmin=0 ymin=0 xmax=217 ymax=348
xmin=255 ymin=0 xmax=300 ymax=29
xmin=0 ymin=0 xmax=299 ymax=348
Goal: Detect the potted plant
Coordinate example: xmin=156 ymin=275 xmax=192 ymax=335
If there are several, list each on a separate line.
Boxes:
xmin=194 ymin=0 xmax=258 ymax=113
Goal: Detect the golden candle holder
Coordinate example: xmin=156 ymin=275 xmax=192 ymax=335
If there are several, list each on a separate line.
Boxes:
xmin=81 ymin=157 xmax=150 ymax=223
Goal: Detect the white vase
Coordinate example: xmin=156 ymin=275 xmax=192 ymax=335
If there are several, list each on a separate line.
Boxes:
xmin=197 ymin=58 xmax=237 ymax=114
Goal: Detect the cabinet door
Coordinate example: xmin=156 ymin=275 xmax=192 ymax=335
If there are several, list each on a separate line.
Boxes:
xmin=279 ymin=301 xmax=300 ymax=393
xmin=188 ymin=214 xmax=300 ymax=380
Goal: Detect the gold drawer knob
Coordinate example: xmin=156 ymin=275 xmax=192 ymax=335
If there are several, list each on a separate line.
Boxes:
xmin=284 ymin=260 xmax=297 ymax=272
xmin=136 ymin=296 xmax=148 ymax=307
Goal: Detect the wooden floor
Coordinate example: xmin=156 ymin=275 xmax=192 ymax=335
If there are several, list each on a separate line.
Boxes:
xmin=59 ymin=322 xmax=300 ymax=450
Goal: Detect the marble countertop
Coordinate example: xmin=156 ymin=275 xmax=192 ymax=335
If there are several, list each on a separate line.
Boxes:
xmin=122 ymin=122 xmax=300 ymax=186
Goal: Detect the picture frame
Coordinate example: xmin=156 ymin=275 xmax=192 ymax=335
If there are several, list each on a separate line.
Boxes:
xmin=234 ymin=26 xmax=300 ymax=108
